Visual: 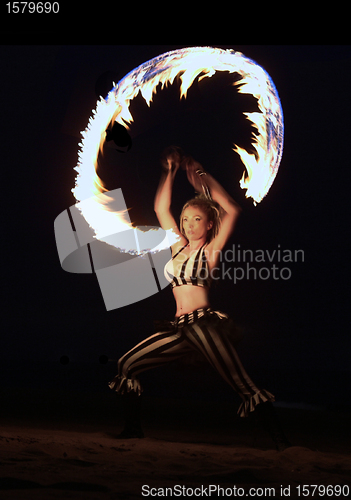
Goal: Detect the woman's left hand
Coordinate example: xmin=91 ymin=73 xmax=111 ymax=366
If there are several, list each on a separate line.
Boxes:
xmin=185 ymin=158 xmax=207 ymax=192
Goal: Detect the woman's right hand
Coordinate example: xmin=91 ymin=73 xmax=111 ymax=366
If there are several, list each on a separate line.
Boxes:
xmin=161 ymin=146 xmax=183 ymax=173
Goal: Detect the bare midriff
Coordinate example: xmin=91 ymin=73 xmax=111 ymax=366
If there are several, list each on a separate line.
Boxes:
xmin=173 ymin=285 xmax=210 ymax=317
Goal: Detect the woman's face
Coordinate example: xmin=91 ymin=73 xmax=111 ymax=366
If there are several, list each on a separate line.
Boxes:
xmin=182 ymin=205 xmax=213 ymax=241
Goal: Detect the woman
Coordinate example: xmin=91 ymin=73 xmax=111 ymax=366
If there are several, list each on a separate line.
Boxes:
xmin=109 ymin=148 xmax=290 ymax=450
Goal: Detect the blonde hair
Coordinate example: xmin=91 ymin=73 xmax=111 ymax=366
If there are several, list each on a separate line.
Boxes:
xmin=180 ymin=194 xmax=222 ymax=243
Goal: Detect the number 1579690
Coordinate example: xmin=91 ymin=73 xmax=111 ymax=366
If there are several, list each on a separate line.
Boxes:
xmin=6 ymin=2 xmax=59 ymax=13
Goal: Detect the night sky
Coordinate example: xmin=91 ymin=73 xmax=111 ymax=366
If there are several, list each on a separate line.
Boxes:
xmin=2 ymin=44 xmax=350 ymax=410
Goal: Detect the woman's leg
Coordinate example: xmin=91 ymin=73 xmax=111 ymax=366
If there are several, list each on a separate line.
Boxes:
xmin=181 ymin=318 xmax=291 ymax=449
xmin=109 ymin=327 xmax=193 ymax=438
xmin=109 ymin=328 xmax=193 ymax=395
xmin=181 ymin=319 xmax=274 ymax=417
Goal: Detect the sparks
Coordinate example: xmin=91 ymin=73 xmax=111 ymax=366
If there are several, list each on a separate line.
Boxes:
xmin=72 ymin=47 xmax=284 ymax=254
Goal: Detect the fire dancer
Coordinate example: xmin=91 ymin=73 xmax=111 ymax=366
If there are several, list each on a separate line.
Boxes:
xmin=109 ymin=147 xmax=291 ymax=450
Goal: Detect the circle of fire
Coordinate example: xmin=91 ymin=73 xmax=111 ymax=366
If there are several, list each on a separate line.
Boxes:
xmin=72 ymin=47 xmax=284 ymax=253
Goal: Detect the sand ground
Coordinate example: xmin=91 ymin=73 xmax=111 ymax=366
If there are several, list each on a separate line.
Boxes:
xmin=0 ymin=389 xmax=350 ymax=499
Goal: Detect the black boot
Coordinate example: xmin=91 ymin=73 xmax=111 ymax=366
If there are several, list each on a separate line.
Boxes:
xmin=116 ymin=391 xmax=144 ymax=439
xmin=254 ymin=402 xmax=292 ymax=451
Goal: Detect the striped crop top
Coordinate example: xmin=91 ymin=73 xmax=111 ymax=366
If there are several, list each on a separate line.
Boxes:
xmin=164 ymin=244 xmax=211 ymax=288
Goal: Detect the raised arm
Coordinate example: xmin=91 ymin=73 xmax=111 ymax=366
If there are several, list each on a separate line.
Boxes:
xmin=185 ymin=158 xmax=241 ymax=255
xmin=154 ymin=149 xmax=187 ymax=247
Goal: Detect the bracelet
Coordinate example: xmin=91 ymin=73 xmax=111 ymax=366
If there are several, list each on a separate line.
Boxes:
xmin=196 ymin=169 xmax=207 ymax=176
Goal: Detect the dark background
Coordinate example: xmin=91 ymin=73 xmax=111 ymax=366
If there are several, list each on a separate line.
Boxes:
xmin=1 ymin=44 xmax=350 ymax=420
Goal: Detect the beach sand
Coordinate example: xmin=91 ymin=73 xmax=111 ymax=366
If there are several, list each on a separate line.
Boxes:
xmin=0 ymin=389 xmax=350 ymax=499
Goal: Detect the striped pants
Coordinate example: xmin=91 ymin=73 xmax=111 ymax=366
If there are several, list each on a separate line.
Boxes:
xmin=109 ymin=308 xmax=274 ymax=417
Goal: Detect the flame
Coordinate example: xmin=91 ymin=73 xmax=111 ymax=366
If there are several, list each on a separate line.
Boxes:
xmin=72 ymin=47 xmax=283 ymax=253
